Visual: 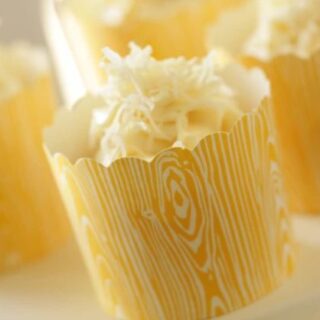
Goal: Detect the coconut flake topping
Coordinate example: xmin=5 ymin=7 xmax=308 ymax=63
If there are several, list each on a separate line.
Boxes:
xmin=91 ymin=43 xmax=242 ymax=166
xmin=245 ymin=0 xmax=320 ymax=59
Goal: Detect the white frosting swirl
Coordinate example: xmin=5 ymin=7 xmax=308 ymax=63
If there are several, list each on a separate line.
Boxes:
xmin=245 ymin=0 xmax=320 ymax=59
xmin=90 ymin=44 xmax=244 ymax=166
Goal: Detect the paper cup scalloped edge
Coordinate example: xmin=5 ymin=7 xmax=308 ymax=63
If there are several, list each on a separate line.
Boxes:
xmin=0 ymin=76 xmax=70 ymax=272
xmin=46 ymin=96 xmax=295 ymax=320
xmin=243 ymin=50 xmax=320 ymax=214
xmin=207 ymin=0 xmax=320 ymax=214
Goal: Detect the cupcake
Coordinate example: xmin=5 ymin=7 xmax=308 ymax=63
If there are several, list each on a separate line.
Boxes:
xmin=45 ymin=45 xmax=294 ymax=320
xmin=51 ymin=0 xmax=246 ymax=89
xmin=0 ymin=42 xmax=69 ymax=272
xmin=208 ymin=0 xmax=320 ymax=213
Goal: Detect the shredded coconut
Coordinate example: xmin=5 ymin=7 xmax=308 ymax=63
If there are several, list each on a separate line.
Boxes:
xmin=0 ymin=43 xmax=47 ymax=102
xmin=91 ymin=43 xmax=243 ymax=166
xmin=245 ymin=0 xmax=320 ymax=59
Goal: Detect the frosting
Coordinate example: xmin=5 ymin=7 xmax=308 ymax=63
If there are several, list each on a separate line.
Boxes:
xmin=245 ymin=0 xmax=320 ymax=59
xmin=0 ymin=43 xmax=47 ymax=102
xmin=91 ymin=44 xmax=245 ymax=166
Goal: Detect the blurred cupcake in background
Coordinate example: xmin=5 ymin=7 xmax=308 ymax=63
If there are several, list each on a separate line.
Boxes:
xmin=45 ymin=44 xmax=294 ymax=320
xmin=0 ymin=42 xmax=69 ymax=272
xmin=50 ymin=0 xmax=246 ymax=89
xmin=208 ymin=0 xmax=320 ymax=213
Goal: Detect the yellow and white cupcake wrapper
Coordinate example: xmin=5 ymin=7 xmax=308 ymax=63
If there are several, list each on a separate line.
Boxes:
xmin=207 ymin=2 xmax=320 ymax=214
xmin=53 ymin=0 xmax=246 ymax=88
xmin=244 ymin=51 xmax=320 ymax=214
xmin=0 ymin=76 xmax=69 ymax=272
xmin=46 ymin=97 xmax=294 ymax=320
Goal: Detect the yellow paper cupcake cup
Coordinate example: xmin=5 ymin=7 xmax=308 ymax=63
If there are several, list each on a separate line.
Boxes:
xmin=243 ymin=51 xmax=320 ymax=214
xmin=51 ymin=0 xmax=246 ymax=88
xmin=45 ymin=96 xmax=295 ymax=320
xmin=207 ymin=1 xmax=320 ymax=214
xmin=0 ymin=75 xmax=69 ymax=272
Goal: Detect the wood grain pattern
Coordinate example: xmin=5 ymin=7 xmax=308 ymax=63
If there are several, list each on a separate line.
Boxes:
xmin=244 ymin=50 xmax=320 ymax=213
xmin=50 ymin=101 xmax=294 ymax=320
xmin=0 ymin=77 xmax=69 ymax=272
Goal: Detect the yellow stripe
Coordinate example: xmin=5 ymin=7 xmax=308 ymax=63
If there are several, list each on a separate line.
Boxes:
xmin=244 ymin=51 xmax=320 ymax=213
xmin=0 ymin=77 xmax=69 ymax=272
xmin=50 ymin=100 xmax=294 ymax=319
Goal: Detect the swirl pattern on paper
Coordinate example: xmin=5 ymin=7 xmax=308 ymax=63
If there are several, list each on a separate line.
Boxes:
xmin=51 ymin=102 xmax=294 ymax=320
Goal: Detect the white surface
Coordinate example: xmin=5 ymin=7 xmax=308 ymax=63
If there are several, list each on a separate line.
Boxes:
xmin=0 ymin=242 xmax=109 ymax=320
xmin=1 ymin=217 xmax=320 ymax=320
xmin=293 ymin=214 xmax=320 ymax=246
xmin=222 ymin=243 xmax=320 ymax=320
